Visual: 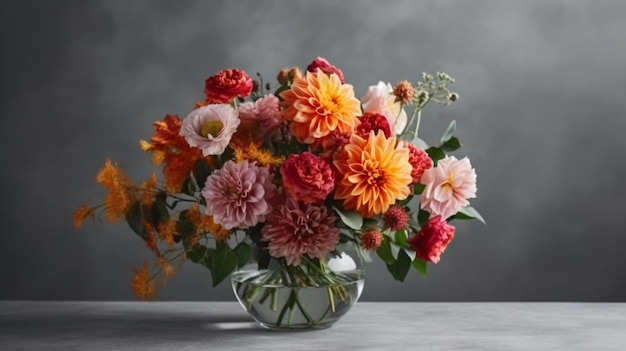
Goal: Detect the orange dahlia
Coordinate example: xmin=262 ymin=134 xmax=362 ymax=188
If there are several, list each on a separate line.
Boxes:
xmin=280 ymin=69 xmax=361 ymax=144
xmin=333 ymin=131 xmax=413 ymax=218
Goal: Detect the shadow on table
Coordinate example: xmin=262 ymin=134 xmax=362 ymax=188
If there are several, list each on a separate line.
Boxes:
xmin=1 ymin=306 xmax=325 ymax=345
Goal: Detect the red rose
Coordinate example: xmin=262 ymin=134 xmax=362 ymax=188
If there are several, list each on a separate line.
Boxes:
xmin=306 ymin=57 xmax=345 ymax=83
xmin=281 ymin=152 xmax=335 ymax=204
xmin=407 ymin=215 xmax=455 ymax=263
xmin=356 ymin=113 xmax=392 ymax=139
xmin=204 ymin=68 xmax=254 ymax=104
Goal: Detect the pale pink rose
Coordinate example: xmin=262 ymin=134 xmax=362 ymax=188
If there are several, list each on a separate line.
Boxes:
xmin=281 ymin=152 xmax=335 ymax=204
xmin=237 ymin=94 xmax=283 ymax=132
xmin=180 ymin=104 xmax=240 ymax=156
xmin=261 ymin=196 xmax=339 ymax=266
xmin=407 ymin=215 xmax=455 ymax=263
xmin=420 ymin=156 xmax=477 ymax=219
xmin=361 ymin=81 xmax=407 ymax=135
xmin=202 ymin=160 xmax=277 ymax=229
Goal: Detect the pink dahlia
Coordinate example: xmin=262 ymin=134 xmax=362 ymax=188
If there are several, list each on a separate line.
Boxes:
xmin=420 ymin=156 xmax=477 ymax=219
xmin=202 ymin=160 xmax=277 ymax=230
xmin=180 ymin=104 xmax=240 ymax=156
xmin=306 ymin=56 xmax=345 ymax=83
xmin=404 ymin=141 xmax=433 ymax=184
xmin=237 ymin=94 xmax=283 ymax=133
xmin=407 ymin=215 xmax=455 ymax=263
xmin=261 ymin=196 xmax=339 ymax=266
xmin=361 ymin=81 xmax=407 ymax=135
xmin=281 ymin=152 xmax=335 ymax=204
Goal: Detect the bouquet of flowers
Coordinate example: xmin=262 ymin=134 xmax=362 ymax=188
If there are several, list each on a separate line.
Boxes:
xmin=74 ymin=57 xmax=483 ymax=328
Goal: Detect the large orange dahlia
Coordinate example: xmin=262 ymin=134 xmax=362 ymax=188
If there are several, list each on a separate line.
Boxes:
xmin=280 ymin=70 xmax=361 ymax=144
xmin=333 ymin=131 xmax=413 ymax=218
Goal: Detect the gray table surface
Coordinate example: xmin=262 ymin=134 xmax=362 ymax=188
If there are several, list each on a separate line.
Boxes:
xmin=1 ymin=301 xmax=625 ymax=350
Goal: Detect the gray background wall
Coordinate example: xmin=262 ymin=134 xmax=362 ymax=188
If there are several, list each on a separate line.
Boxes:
xmin=1 ymin=0 xmax=625 ymax=302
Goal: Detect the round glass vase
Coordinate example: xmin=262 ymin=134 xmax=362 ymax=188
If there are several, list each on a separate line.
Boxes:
xmin=231 ymin=242 xmax=365 ymax=330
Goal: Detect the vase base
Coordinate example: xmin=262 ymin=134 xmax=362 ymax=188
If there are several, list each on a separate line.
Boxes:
xmin=257 ymin=321 xmax=335 ymax=331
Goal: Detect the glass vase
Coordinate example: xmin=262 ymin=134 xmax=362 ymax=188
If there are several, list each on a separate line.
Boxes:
xmin=231 ymin=242 xmax=365 ymax=330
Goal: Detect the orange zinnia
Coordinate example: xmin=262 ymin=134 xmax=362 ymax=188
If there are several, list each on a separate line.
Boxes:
xmin=280 ymin=70 xmax=361 ymax=144
xmin=333 ymin=131 xmax=413 ymax=218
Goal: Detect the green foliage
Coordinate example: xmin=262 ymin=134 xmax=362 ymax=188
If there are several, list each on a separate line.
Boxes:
xmin=376 ymin=237 xmax=394 ymax=265
xmin=440 ymin=120 xmax=457 ymax=144
xmin=194 ymin=159 xmax=212 ymax=189
xmin=417 ymin=208 xmax=430 ymax=227
xmin=333 ymin=206 xmax=363 ymax=230
xmin=150 ymin=199 xmax=169 ymax=228
xmin=211 ymin=242 xmax=239 ymax=287
xmin=413 ymin=183 xmax=425 ymax=195
xmin=233 ymin=241 xmax=252 ymax=268
xmin=125 ymin=202 xmax=144 ymax=238
xmin=412 ymin=258 xmax=428 ymax=278
xmin=186 ymin=244 xmax=214 ymax=267
xmin=394 ymin=229 xmax=409 ymax=249
xmin=385 ymin=248 xmax=412 ymax=282
xmin=176 ymin=210 xmax=196 ymax=240
xmin=451 ymin=206 xmax=486 ymax=224
xmin=440 ymin=136 xmax=461 ymax=152
xmin=426 ymin=146 xmax=445 ymax=165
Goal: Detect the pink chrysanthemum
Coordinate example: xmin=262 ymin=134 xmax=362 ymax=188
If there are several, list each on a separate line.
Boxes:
xmin=261 ymin=196 xmax=339 ymax=266
xmin=202 ymin=160 xmax=277 ymax=230
xmin=383 ymin=205 xmax=409 ymax=231
xmin=420 ymin=156 xmax=477 ymax=219
xmin=237 ymin=94 xmax=283 ymax=133
xmin=180 ymin=104 xmax=240 ymax=156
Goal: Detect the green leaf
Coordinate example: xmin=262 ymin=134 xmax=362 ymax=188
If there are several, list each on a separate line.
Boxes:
xmin=386 ymin=249 xmax=412 ymax=282
xmin=333 ymin=206 xmax=363 ymax=230
xmin=194 ymin=159 xmax=212 ymax=189
xmin=125 ymin=202 xmax=144 ymax=238
xmin=440 ymin=120 xmax=457 ymax=144
xmin=394 ymin=229 xmax=409 ymax=248
xmin=412 ymin=258 xmax=428 ymax=278
xmin=211 ymin=243 xmax=238 ymax=286
xmin=425 ymin=147 xmax=445 ymax=165
xmin=376 ymin=237 xmax=394 ymax=265
xmin=456 ymin=206 xmax=486 ymax=224
xmin=413 ymin=137 xmax=429 ymax=150
xmin=150 ymin=199 xmax=169 ymax=228
xmin=185 ymin=244 xmax=214 ymax=267
xmin=176 ymin=210 xmax=196 ymax=240
xmin=233 ymin=242 xmax=252 ymax=268
xmin=417 ymin=208 xmax=430 ymax=227
xmin=181 ymin=177 xmax=196 ymax=196
xmin=413 ymin=183 xmax=425 ymax=195
xmin=440 ymin=136 xmax=461 ymax=152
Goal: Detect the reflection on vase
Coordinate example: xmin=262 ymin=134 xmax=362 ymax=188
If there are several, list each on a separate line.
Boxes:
xmin=231 ymin=242 xmax=365 ymax=330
